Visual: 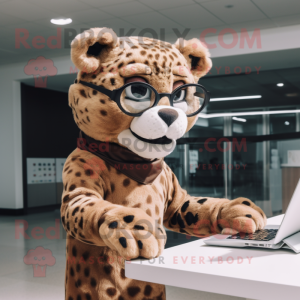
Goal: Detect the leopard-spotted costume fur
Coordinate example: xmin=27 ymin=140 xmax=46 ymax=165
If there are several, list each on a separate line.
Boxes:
xmin=61 ymin=27 xmax=267 ymax=300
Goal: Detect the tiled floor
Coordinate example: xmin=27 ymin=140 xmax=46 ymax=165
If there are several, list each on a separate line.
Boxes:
xmin=0 ymin=210 xmax=66 ymax=299
xmin=0 ymin=210 xmax=246 ymax=300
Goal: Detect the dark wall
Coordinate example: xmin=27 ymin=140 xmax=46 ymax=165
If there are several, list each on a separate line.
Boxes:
xmin=21 ymin=83 xmax=79 ymax=158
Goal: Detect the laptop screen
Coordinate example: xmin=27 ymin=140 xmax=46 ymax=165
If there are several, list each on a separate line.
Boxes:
xmin=274 ymin=179 xmax=300 ymax=244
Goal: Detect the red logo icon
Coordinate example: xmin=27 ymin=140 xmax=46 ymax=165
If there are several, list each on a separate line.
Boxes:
xmin=24 ymin=56 xmax=57 ymax=88
xmin=23 ymin=246 xmax=56 ymax=277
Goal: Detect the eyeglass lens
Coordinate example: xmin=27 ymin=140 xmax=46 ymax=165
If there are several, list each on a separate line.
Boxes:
xmin=120 ymin=82 xmax=206 ymax=116
xmin=120 ymin=83 xmax=156 ymax=114
xmin=172 ymin=85 xmax=206 ymax=115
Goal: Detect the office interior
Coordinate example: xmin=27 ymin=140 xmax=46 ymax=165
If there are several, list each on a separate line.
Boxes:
xmin=17 ymin=65 xmax=300 ymax=219
xmin=0 ymin=0 xmax=300 ymax=299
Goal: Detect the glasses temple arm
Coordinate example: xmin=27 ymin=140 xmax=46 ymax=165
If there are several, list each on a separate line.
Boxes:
xmin=79 ymin=80 xmax=114 ymax=99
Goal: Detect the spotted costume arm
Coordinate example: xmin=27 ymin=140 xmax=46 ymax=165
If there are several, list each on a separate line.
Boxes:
xmin=60 ymin=151 xmax=116 ymax=246
xmin=163 ymin=164 xmax=267 ymax=237
xmin=61 ymin=150 xmax=166 ymax=258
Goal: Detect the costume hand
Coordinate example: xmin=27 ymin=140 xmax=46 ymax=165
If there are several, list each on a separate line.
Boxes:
xmin=218 ymin=197 xmax=267 ymax=235
xmin=99 ymin=206 xmax=166 ymax=260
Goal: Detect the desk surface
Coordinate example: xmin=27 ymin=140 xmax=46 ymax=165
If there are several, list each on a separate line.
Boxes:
xmin=125 ymin=215 xmax=300 ymax=300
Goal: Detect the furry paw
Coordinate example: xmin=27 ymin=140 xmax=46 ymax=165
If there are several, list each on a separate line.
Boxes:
xmin=219 ymin=197 xmax=267 ymax=234
xmin=99 ymin=207 xmax=166 ymax=260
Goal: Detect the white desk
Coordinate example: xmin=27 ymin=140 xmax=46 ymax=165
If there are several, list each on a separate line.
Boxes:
xmin=125 ymin=215 xmax=300 ymax=300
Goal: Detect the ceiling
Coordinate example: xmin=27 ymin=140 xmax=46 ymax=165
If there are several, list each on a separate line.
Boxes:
xmin=7 ymin=0 xmax=300 ymax=113
xmin=1 ymin=0 xmax=300 ymax=65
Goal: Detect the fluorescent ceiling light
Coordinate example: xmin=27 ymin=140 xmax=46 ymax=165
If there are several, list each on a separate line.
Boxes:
xmin=51 ymin=18 xmax=72 ymax=25
xmin=211 ymin=95 xmax=262 ymax=101
xmin=232 ymin=117 xmax=247 ymax=122
xmin=277 ymin=83 xmax=284 ymax=87
xmin=199 ymin=109 xmax=300 ymax=119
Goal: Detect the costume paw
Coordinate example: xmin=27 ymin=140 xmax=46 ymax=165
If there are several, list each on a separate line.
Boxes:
xmin=219 ymin=197 xmax=267 ymax=234
xmin=99 ymin=207 xmax=166 ymax=260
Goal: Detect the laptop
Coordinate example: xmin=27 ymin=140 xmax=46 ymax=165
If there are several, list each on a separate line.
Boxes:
xmin=204 ymin=179 xmax=300 ymax=253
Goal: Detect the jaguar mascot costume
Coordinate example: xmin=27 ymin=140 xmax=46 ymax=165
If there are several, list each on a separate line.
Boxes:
xmin=61 ymin=27 xmax=266 ymax=300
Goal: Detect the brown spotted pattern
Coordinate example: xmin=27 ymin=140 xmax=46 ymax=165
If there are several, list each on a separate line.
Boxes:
xmin=61 ymin=149 xmax=266 ymax=300
xmin=62 ymin=28 xmax=267 ymax=300
xmin=68 ymin=34 xmax=205 ymax=143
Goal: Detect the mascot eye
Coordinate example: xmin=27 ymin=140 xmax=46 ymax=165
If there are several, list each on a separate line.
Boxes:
xmin=121 ymin=83 xmax=155 ymax=114
xmin=124 ymin=85 xmax=151 ymax=101
xmin=173 ymin=88 xmax=188 ymax=113
xmin=43 ymin=67 xmax=47 ymax=71
xmin=173 ymin=89 xmax=186 ymax=102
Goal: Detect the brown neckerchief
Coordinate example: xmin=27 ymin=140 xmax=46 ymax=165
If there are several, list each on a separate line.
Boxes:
xmin=77 ymin=131 xmax=163 ymax=185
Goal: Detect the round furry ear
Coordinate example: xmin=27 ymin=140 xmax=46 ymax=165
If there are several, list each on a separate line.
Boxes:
xmin=174 ymin=38 xmax=212 ymax=80
xmin=71 ymin=27 xmax=118 ymax=74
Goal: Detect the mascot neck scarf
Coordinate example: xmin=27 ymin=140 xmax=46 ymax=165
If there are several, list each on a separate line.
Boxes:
xmin=78 ymin=131 xmax=163 ymax=185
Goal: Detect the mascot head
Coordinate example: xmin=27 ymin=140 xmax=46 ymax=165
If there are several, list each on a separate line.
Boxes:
xmin=69 ymin=27 xmax=212 ymax=159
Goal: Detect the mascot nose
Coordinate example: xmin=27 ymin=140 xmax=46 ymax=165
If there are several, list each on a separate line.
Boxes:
xmin=158 ymin=108 xmax=178 ymax=127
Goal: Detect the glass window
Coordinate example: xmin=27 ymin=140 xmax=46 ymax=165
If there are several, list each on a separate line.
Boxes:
xmin=188 ymin=117 xmax=225 ymax=198
xmin=270 ymin=113 xmax=296 ymax=134
xmin=189 ymin=117 xmax=224 ymax=138
xmin=167 ymin=117 xmax=226 ymax=198
xmin=232 ymin=115 xmax=264 ymax=203
xmin=270 ymin=137 xmax=300 ymax=215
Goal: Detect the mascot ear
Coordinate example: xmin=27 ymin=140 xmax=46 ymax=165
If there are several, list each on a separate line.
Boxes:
xmin=174 ymin=38 xmax=212 ymax=81
xmin=71 ymin=27 xmax=118 ymax=73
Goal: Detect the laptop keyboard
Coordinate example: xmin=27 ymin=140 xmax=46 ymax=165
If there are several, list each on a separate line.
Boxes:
xmin=226 ymin=229 xmax=278 ymax=241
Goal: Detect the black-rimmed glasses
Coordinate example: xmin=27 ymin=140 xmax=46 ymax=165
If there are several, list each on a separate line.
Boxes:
xmin=78 ymin=80 xmax=210 ymax=117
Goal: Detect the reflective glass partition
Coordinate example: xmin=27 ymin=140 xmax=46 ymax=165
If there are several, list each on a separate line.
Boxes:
xmin=270 ymin=113 xmax=297 ymax=134
xmin=269 ymin=112 xmax=300 ymax=214
xmin=189 ymin=117 xmax=225 ymax=198
xmin=168 ymin=112 xmax=300 ymax=221
xmin=165 ymin=66 xmax=300 ymax=248
xmin=231 ymin=115 xmax=264 ymax=206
